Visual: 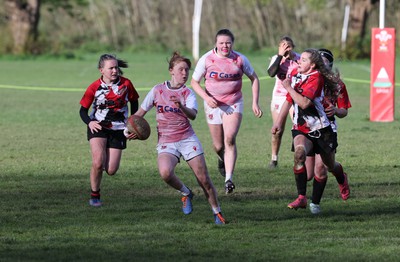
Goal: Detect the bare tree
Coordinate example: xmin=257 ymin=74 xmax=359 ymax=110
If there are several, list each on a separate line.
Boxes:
xmin=345 ymin=0 xmax=380 ymax=55
xmin=5 ymin=0 xmax=40 ymax=54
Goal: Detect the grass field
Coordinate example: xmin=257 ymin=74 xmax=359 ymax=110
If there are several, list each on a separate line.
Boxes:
xmin=1 ymin=51 xmax=400 ymax=261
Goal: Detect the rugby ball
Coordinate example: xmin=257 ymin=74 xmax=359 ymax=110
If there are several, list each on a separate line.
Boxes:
xmin=126 ymin=115 xmax=151 ymax=140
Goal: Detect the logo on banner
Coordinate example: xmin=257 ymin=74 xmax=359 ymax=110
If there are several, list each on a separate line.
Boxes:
xmin=373 ymin=67 xmax=392 ymax=93
xmin=375 ymin=30 xmax=393 ymax=52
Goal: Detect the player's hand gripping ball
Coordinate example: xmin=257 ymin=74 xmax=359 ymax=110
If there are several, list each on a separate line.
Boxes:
xmin=125 ymin=115 xmax=151 ymax=140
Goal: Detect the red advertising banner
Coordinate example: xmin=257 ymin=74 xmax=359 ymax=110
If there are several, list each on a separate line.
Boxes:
xmin=370 ymin=28 xmax=396 ymax=122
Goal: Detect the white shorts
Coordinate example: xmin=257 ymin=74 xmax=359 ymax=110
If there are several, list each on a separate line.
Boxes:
xmin=204 ymin=98 xmax=244 ymax=124
xmin=270 ymin=95 xmax=287 ymax=114
xmin=156 ymin=134 xmax=204 ymax=161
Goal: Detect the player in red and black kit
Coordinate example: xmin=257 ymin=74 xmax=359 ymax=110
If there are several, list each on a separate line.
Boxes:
xmin=271 ymin=48 xmax=349 ymax=214
xmin=79 ymin=54 xmax=139 ymax=207
xmin=305 ymin=48 xmax=351 ymax=212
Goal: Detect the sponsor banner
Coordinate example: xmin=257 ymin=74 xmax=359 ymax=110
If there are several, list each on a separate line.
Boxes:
xmin=370 ymin=28 xmax=396 ymax=122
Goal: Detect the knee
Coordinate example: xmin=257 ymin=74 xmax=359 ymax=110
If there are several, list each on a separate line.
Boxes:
xmin=272 ymin=131 xmax=283 ymax=140
xmin=92 ymin=160 xmax=104 ymax=172
xmin=159 ymin=168 xmax=173 ymax=182
xmin=105 ymin=168 xmax=118 ymax=176
xmin=225 ymin=136 xmax=236 ymax=147
xmin=213 ymin=144 xmax=224 ymax=154
xmin=326 ymin=162 xmax=338 ymax=173
xmin=294 ymin=146 xmax=306 ymax=166
xmin=315 ymin=164 xmax=328 ymax=178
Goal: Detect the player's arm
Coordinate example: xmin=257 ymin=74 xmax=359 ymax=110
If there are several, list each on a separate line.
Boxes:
xmin=134 ymin=107 xmax=147 ymax=118
xmin=130 ymin=99 xmax=139 ymax=115
xmin=267 ymin=55 xmax=283 ymax=77
xmin=79 ymin=106 xmax=91 ymax=125
xmin=247 ymin=71 xmax=263 ymax=118
xmin=190 ymin=78 xmax=218 ymax=109
xmin=282 ymin=79 xmax=313 ymax=109
xmin=79 ymin=106 xmax=101 ymax=133
xmin=326 ymin=82 xmax=350 ymax=118
xmin=170 ymin=96 xmax=197 ymax=120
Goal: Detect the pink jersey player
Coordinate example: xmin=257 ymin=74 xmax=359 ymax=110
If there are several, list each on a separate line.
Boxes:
xmin=192 ymin=48 xmax=255 ymax=106
xmin=269 ymin=52 xmax=301 ymax=98
xmin=191 ymin=29 xmax=263 ymax=195
xmin=267 ymin=36 xmax=300 ymax=169
xmin=134 ymin=51 xmax=226 ymax=225
xmin=140 ymin=81 xmax=196 ymax=144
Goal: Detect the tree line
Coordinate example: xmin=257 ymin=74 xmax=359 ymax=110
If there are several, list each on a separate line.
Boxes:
xmin=1 ymin=0 xmax=397 ymax=59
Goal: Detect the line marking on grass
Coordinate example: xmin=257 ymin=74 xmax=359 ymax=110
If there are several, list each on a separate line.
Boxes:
xmin=0 ymin=77 xmax=398 ymax=92
xmin=0 ymin=84 xmax=152 ymax=92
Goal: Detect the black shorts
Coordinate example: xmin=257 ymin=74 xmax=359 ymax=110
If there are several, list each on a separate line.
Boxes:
xmin=87 ymin=127 xmax=127 ymax=150
xmin=291 ymin=126 xmax=337 ymax=155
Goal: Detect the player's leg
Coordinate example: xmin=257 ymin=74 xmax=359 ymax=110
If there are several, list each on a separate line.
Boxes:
xmin=157 ymin=153 xmax=182 ymax=190
xmin=309 ymin=154 xmax=328 ymax=214
xmin=89 ymin=137 xmax=107 ymax=206
xmin=204 ymin=102 xmax=225 ymax=177
xmin=158 ymin=152 xmax=193 ymax=214
xmin=207 ymin=123 xmax=225 ymax=176
xmin=270 ymin=109 xmax=286 ymax=167
xmin=105 ymin=148 xmax=122 ymax=176
xmin=305 ymin=155 xmax=316 ymax=181
xmin=319 ymin=152 xmax=350 ymax=200
xmin=103 ymin=129 xmax=126 ymax=176
xmin=221 ymin=111 xmax=242 ymax=193
xmin=187 ymin=155 xmax=220 ymax=210
xmin=287 ymin=133 xmax=312 ymax=209
xmin=318 ymin=129 xmax=350 ymax=200
xmin=187 ymin=154 xmax=226 ymax=224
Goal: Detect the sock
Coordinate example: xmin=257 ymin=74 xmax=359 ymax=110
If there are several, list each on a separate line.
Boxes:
xmin=332 ymin=163 xmax=345 ymax=184
xmin=91 ymin=189 xmax=100 ymax=199
xmin=225 ymin=173 xmax=233 ymax=182
xmin=294 ymin=166 xmax=307 ymax=196
xmin=312 ymin=176 xmax=327 ymax=204
xmin=179 ymin=185 xmax=191 ymax=196
xmin=271 ymin=155 xmax=278 ymax=161
xmin=212 ymin=206 xmax=221 ymax=214
xmin=218 ymin=150 xmax=225 ymax=162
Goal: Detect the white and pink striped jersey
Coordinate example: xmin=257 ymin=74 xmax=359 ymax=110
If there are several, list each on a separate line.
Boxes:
xmin=192 ymin=48 xmax=255 ymax=105
xmin=140 ymin=81 xmax=197 ymax=144
xmin=269 ymin=53 xmax=300 ymax=97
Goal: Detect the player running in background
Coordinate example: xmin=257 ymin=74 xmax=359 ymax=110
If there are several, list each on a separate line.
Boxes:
xmin=305 ymin=48 xmax=351 ymax=212
xmin=271 ymin=48 xmax=349 ymax=214
xmin=191 ymin=28 xmax=263 ymax=194
xmin=79 ymin=54 xmax=139 ymax=207
xmin=267 ymin=36 xmax=300 ymax=169
xmin=133 ymin=51 xmax=226 ymax=224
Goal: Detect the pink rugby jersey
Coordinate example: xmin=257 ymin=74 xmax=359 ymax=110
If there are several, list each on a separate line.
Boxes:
xmin=192 ymin=49 xmax=255 ymax=105
xmin=269 ymin=53 xmax=300 ymax=97
xmin=80 ymin=76 xmax=139 ymax=130
xmin=287 ymin=69 xmax=330 ymax=134
xmin=140 ymin=81 xmax=197 ymax=143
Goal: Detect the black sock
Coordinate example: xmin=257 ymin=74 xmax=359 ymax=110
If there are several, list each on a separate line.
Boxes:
xmin=91 ymin=189 xmax=100 ymax=199
xmin=333 ymin=163 xmax=345 ymax=184
xmin=294 ymin=166 xmax=307 ymax=196
xmin=312 ymin=176 xmax=327 ymax=204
